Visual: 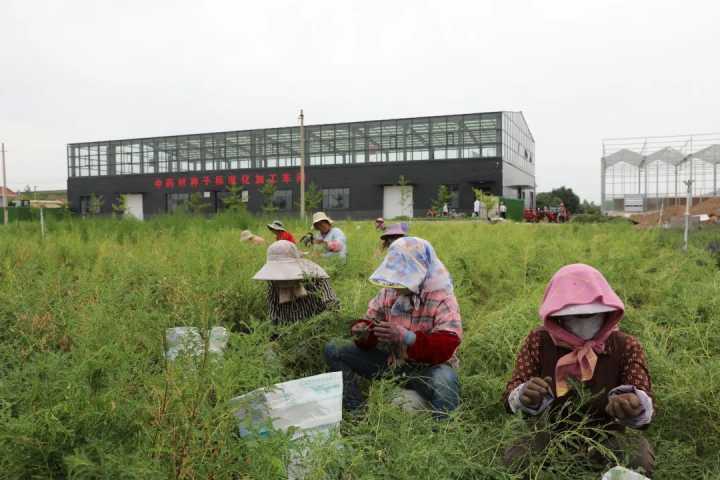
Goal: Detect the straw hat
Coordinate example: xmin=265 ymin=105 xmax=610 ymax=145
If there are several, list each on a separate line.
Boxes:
xmin=312 ymin=211 xmax=333 ymax=227
xmin=380 ymin=223 xmax=408 ymax=239
xmin=240 ymin=230 xmax=254 ymax=241
xmin=267 ymin=220 xmax=287 ymax=232
xmin=253 ymin=240 xmax=329 ymax=281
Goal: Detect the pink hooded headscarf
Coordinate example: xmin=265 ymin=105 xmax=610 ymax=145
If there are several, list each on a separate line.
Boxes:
xmin=539 ymin=264 xmax=625 ymax=397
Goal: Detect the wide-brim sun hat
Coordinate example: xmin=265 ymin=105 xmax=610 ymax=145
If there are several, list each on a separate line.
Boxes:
xmin=253 ymin=240 xmax=329 ymax=281
xmin=551 ymin=301 xmax=619 ymax=317
xmin=240 ymin=230 xmax=254 ymax=241
xmin=267 ymin=220 xmax=286 ymax=232
xmin=312 ymin=211 xmax=334 ymax=227
xmin=381 ymin=223 xmax=408 ymax=239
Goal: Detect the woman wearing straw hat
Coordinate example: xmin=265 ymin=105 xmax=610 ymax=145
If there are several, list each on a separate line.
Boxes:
xmin=267 ymin=220 xmax=296 ymax=244
xmin=253 ymin=240 xmax=339 ymax=325
xmin=311 ymin=212 xmax=347 ymax=260
xmin=380 ymin=222 xmax=408 ymax=250
xmin=240 ymin=230 xmax=266 ymax=245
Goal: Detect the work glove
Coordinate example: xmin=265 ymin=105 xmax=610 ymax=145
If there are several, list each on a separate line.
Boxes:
xmin=351 ymin=321 xmax=371 ymax=342
xmin=373 ymin=321 xmax=415 ymax=345
xmin=606 ymin=393 xmax=644 ymax=420
xmin=520 ymin=376 xmax=553 ymax=408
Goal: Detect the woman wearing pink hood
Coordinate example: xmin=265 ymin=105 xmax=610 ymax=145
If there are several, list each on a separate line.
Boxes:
xmin=503 ymin=264 xmax=655 ymax=477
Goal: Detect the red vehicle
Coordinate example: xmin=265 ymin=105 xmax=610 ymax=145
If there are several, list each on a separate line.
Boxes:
xmin=524 ymin=207 xmax=569 ymax=223
xmin=523 ymin=208 xmax=538 ymax=222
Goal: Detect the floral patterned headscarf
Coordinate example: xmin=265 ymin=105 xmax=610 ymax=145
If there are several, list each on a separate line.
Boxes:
xmin=369 ymin=237 xmax=453 ymax=294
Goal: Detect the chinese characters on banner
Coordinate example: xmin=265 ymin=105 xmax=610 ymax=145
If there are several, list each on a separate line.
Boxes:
xmin=152 ymin=172 xmax=303 ymax=190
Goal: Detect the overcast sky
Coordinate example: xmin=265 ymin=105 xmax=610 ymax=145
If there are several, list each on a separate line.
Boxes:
xmin=2 ymin=0 xmax=718 ymax=201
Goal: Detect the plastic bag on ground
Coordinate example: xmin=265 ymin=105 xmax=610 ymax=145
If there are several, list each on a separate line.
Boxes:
xmin=165 ymin=326 xmax=229 ymax=360
xmin=231 ymin=372 xmax=344 ymax=480
xmin=165 ymin=327 xmax=203 ymax=361
xmin=231 ymin=371 xmax=343 ymax=440
xmin=601 ymin=466 xmax=651 ymax=480
xmin=208 ymin=326 xmax=229 ymax=356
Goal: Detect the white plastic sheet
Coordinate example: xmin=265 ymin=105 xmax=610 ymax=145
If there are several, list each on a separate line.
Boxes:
xmin=208 ymin=326 xmax=229 ymax=356
xmin=231 ymin=371 xmax=343 ymax=440
xmin=165 ymin=327 xmax=203 ymax=360
xmin=165 ymin=326 xmax=229 ymax=360
xmin=601 ymin=466 xmax=651 ymax=480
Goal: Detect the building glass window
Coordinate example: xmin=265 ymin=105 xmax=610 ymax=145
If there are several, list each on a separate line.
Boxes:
xmin=447 ymin=185 xmax=460 ymax=209
xmin=166 ymin=193 xmax=189 ymax=213
xmin=79 ymin=196 xmax=90 ymax=215
xmin=322 ymin=188 xmax=350 ymax=210
xmin=482 ymin=146 xmax=497 ymax=157
xmin=273 ymin=190 xmax=293 ymax=211
xmin=66 ymin=112 xmax=532 ymax=180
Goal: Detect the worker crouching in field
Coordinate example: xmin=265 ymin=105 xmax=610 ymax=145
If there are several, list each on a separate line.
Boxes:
xmin=503 ymin=263 xmax=655 ymax=477
xmin=267 ymin=220 xmax=296 ymax=244
xmin=324 ymin=237 xmax=462 ymax=419
xmin=312 ymin=212 xmax=347 ymax=261
xmin=253 ymin=240 xmax=339 ymax=325
xmin=380 ymin=223 xmax=408 ymax=249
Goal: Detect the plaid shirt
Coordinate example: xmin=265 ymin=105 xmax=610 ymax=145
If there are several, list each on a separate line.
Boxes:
xmin=365 ymin=288 xmax=462 ymax=367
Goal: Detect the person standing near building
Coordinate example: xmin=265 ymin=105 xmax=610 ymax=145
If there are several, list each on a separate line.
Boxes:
xmin=499 ymin=201 xmax=507 ymax=219
xmin=312 ymin=212 xmax=347 ymax=260
xmin=324 ymin=237 xmax=462 ymax=418
xmin=267 ymin=220 xmax=296 ymax=244
xmin=558 ymin=202 xmax=569 ymax=223
xmin=442 ymin=203 xmax=449 ymax=217
xmin=473 ymin=198 xmax=481 ymax=218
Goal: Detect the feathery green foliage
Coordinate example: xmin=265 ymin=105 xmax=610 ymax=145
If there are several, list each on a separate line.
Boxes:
xmin=0 ymin=216 xmax=718 ymax=478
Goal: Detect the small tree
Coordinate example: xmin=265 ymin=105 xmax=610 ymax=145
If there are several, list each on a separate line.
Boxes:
xmin=472 ymin=188 xmax=499 ymax=213
xmin=398 ymin=175 xmax=412 ymax=216
xmin=580 ymin=199 xmax=601 ymax=215
xmin=432 ymin=185 xmax=453 ymax=212
xmin=112 ymin=194 xmax=128 ymax=218
xmin=186 ymin=192 xmax=210 ymax=214
xmin=260 ymin=182 xmax=278 ymax=214
xmin=536 ymin=192 xmax=562 ymax=210
xmin=21 ymin=185 xmax=32 ymax=203
xmin=222 ymin=184 xmax=246 ymax=212
xmin=299 ymin=182 xmax=323 ymax=213
xmin=89 ymin=193 xmax=104 ymax=215
xmin=548 ymin=186 xmax=580 ymax=213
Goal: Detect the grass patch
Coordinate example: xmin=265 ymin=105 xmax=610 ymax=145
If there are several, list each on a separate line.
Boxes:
xmin=0 ymin=214 xmax=718 ymax=478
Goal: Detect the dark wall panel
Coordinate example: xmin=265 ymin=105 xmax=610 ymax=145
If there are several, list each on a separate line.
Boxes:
xmin=68 ymin=158 xmax=503 ymax=219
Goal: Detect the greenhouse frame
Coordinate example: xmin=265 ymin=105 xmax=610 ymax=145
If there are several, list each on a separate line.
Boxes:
xmin=601 ymin=133 xmax=720 ymax=213
xmin=67 ymin=111 xmax=536 ymax=219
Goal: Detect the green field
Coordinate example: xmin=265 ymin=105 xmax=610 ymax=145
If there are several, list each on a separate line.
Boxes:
xmin=1 ymin=214 xmax=719 ymax=479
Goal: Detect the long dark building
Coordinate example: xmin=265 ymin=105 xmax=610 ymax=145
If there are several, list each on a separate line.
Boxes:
xmin=67 ymin=111 xmax=535 ymax=220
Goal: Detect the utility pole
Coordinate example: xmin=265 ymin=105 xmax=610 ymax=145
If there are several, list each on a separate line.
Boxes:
xmin=2 ymin=143 xmax=7 ymax=225
xmin=299 ymin=109 xmax=306 ymax=220
xmin=683 ymin=179 xmax=693 ymax=252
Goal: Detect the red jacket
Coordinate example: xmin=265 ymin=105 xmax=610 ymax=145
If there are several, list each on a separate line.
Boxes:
xmin=276 ymin=230 xmax=296 ymax=244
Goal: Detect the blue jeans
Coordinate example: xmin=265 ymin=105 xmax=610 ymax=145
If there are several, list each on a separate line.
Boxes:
xmin=323 ymin=341 xmax=460 ymax=417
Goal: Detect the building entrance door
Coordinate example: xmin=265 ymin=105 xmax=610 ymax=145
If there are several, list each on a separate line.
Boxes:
xmin=125 ymin=194 xmax=144 ymax=220
xmin=383 ymin=185 xmax=413 ymax=219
